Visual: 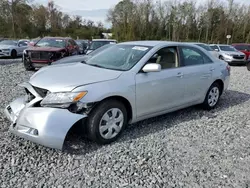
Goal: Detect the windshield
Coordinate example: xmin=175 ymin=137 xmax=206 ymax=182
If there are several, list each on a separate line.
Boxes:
xmin=196 ymin=44 xmax=213 ymax=51
xmin=89 ymin=41 xmax=116 ymax=50
xmin=0 ymin=40 xmax=17 ymax=46
xmin=35 ymin=38 xmax=66 ymax=48
xmin=219 ymin=45 xmax=237 ymax=52
xmin=86 ymin=44 xmax=151 ymax=71
xmin=234 ymin=45 xmax=250 ymax=51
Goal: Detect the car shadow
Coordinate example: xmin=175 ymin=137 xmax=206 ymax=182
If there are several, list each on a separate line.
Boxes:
xmin=64 ymin=90 xmax=250 ymax=155
xmin=0 ymin=57 xmax=22 ymax=65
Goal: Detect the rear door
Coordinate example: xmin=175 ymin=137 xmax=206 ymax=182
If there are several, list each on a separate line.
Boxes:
xmin=178 ymin=46 xmax=215 ymax=103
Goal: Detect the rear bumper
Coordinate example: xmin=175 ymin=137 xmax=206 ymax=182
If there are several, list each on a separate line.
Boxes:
xmin=4 ymin=96 xmax=87 ymax=150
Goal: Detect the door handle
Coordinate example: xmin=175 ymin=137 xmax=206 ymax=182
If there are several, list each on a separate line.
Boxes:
xmin=210 ymin=67 xmax=215 ymax=71
xmin=176 ymin=72 xmax=184 ymax=78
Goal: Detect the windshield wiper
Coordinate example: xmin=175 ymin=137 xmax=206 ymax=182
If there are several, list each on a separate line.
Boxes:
xmin=81 ymin=60 xmax=87 ymax=64
xmin=88 ymin=64 xmax=106 ymax=68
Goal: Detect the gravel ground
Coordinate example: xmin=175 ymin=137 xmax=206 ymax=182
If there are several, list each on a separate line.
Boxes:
xmin=0 ymin=59 xmax=250 ymax=187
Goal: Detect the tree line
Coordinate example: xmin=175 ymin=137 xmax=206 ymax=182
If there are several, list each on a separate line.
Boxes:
xmin=0 ymin=0 xmax=110 ymax=39
xmin=107 ymin=0 xmax=250 ymax=44
xmin=1 ymin=0 xmax=250 ymax=44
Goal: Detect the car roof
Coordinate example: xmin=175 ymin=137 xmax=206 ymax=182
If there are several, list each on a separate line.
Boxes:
xmin=209 ymin=44 xmax=230 ymax=46
xmin=43 ymin=37 xmax=71 ymax=40
xmin=185 ymin=42 xmax=209 ymax=45
xmin=119 ymin=40 xmax=181 ymax=47
xmin=92 ymin=39 xmax=116 ymax=41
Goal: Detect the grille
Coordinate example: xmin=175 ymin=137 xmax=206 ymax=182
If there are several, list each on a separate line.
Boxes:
xmin=233 ymin=55 xmax=245 ymax=60
xmin=33 ymin=86 xmax=48 ymax=98
xmin=30 ymin=51 xmax=49 ymax=60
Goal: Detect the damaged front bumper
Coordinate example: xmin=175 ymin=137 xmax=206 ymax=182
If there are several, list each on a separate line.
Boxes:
xmin=4 ymin=95 xmax=87 ymax=150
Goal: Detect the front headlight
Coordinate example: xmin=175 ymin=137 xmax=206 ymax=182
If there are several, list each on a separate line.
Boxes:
xmin=2 ymin=49 xmax=10 ymax=52
xmin=224 ymin=53 xmax=232 ymax=56
xmin=40 ymin=91 xmax=88 ymax=108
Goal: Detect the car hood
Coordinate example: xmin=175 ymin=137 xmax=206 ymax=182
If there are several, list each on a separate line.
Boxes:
xmin=51 ymin=55 xmax=90 ymax=65
xmin=27 ymin=46 xmax=65 ymax=52
xmin=221 ymin=50 xmax=245 ymax=56
xmin=29 ymin=62 xmax=123 ymax=92
xmin=0 ymin=45 xmax=15 ymax=49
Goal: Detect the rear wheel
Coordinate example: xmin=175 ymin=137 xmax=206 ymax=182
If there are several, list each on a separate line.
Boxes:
xmin=202 ymin=82 xmax=221 ymax=110
xmin=86 ymin=99 xmax=127 ymax=144
xmin=11 ymin=50 xmax=17 ymax=58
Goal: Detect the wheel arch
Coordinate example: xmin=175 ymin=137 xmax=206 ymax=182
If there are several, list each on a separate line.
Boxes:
xmin=97 ymin=95 xmax=134 ymax=123
xmin=213 ymin=79 xmax=224 ymax=95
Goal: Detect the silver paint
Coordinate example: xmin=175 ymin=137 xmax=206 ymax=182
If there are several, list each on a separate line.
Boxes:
xmin=4 ymin=41 xmax=230 ymax=149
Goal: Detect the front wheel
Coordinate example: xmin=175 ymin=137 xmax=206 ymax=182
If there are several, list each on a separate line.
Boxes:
xmin=202 ymin=83 xmax=221 ymax=110
xmin=11 ymin=50 xmax=17 ymax=58
xmin=246 ymin=61 xmax=250 ymax=71
xmin=86 ymin=99 xmax=127 ymax=144
xmin=23 ymin=58 xmax=35 ymax=71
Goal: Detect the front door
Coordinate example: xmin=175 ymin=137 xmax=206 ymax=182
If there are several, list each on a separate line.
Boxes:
xmin=135 ymin=46 xmax=187 ymax=118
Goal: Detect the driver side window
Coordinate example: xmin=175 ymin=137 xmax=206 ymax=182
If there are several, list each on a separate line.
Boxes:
xmin=148 ymin=47 xmax=179 ymax=70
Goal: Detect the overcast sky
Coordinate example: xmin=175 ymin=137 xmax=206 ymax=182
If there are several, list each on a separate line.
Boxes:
xmin=36 ymin=0 xmax=250 ymax=27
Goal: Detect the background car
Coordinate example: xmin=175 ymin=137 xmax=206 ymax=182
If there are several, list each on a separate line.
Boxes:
xmin=85 ymin=39 xmax=117 ymax=54
xmin=189 ymin=42 xmax=220 ymax=59
xmin=23 ymin=37 xmax=80 ymax=70
xmin=4 ymin=41 xmax=230 ymax=149
xmin=0 ymin=39 xmax=29 ymax=58
xmin=232 ymin=43 xmax=250 ymax=60
xmin=75 ymin=39 xmax=89 ymax=54
xmin=51 ymin=43 xmax=115 ymax=65
xmin=209 ymin=44 xmax=246 ymax=65
xmin=28 ymin=37 xmax=41 ymax=46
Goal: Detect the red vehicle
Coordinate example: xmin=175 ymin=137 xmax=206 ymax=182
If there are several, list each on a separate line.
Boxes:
xmin=23 ymin=37 xmax=79 ymax=71
xmin=232 ymin=43 xmax=250 ymax=60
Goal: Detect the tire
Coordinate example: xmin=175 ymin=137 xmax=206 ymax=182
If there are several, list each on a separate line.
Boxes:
xmin=11 ymin=50 xmax=17 ymax=58
xmin=202 ymin=82 xmax=221 ymax=110
xmin=23 ymin=57 xmax=35 ymax=71
xmin=86 ymin=99 xmax=127 ymax=144
xmin=247 ymin=61 xmax=250 ymax=71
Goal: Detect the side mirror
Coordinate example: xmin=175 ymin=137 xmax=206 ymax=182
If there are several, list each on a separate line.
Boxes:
xmin=142 ymin=63 xmax=161 ymax=73
xmin=215 ymin=49 xmax=219 ymax=52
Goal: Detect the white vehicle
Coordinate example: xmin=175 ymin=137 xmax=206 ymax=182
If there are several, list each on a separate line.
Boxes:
xmin=0 ymin=39 xmax=29 ymax=58
xmin=189 ymin=43 xmax=220 ymax=59
xmin=209 ymin=44 xmax=246 ymax=65
xmin=85 ymin=39 xmax=117 ymax=54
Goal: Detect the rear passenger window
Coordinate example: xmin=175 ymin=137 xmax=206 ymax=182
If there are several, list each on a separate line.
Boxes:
xmin=180 ymin=47 xmax=212 ymax=66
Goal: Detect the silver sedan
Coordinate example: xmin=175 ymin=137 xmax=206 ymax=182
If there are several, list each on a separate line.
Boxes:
xmin=4 ymin=41 xmax=230 ymax=150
